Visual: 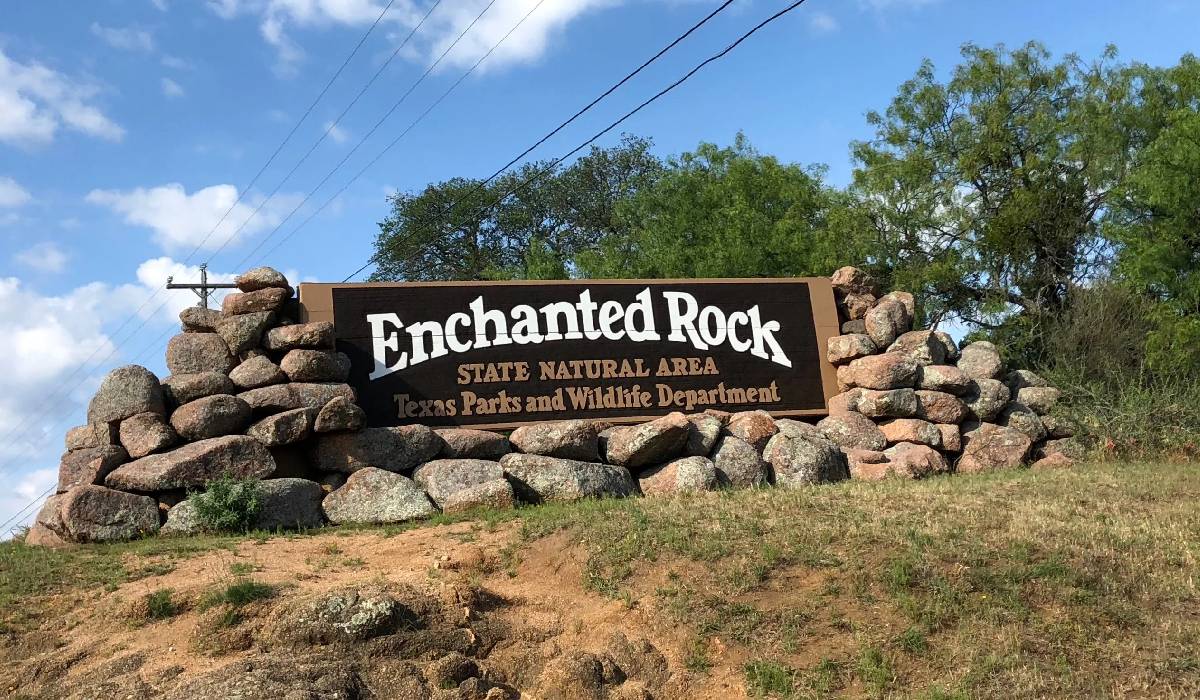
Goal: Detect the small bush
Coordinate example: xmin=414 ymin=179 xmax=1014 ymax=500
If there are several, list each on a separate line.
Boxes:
xmin=191 ymin=475 xmax=263 ymax=533
xmin=199 ymin=578 xmax=275 ymax=610
xmin=744 ymin=659 xmax=796 ymax=696
xmin=145 ymin=588 xmax=178 ymax=620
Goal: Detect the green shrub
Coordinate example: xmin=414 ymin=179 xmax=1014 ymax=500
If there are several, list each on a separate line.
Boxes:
xmin=145 ymin=588 xmax=178 ymax=620
xmin=1035 ymin=281 xmax=1200 ymax=460
xmin=191 ymin=475 xmax=263 ymax=533
xmin=199 ymin=578 xmax=275 ymax=610
xmin=744 ymin=659 xmax=796 ymax=696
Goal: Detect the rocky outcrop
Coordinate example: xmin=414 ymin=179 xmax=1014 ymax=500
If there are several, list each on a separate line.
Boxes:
xmin=509 ymin=420 xmax=599 ymax=461
xmin=59 ymin=485 xmax=159 ymax=542
xmin=637 ymin=456 xmax=719 ymax=496
xmin=435 ymin=428 xmax=511 ymax=460
xmin=87 ymin=365 xmax=165 ymax=424
xmin=605 ymin=412 xmax=690 ymax=468
xmin=315 ymin=425 xmax=441 ymax=474
xmin=763 ymin=430 xmax=849 ymax=486
xmin=500 ymin=453 xmax=636 ymax=503
xmin=411 ymin=459 xmax=504 ymax=508
xmin=170 ymin=394 xmax=252 ymax=441
xmin=105 ymin=435 xmax=274 ymax=491
xmin=322 ymin=467 xmax=436 ymax=524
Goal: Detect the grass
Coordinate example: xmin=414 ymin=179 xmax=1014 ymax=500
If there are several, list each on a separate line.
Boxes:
xmin=1 ymin=461 xmax=1198 ymax=697
xmin=198 ymin=578 xmax=275 ymax=610
xmin=145 ymin=588 xmax=179 ymax=621
xmin=509 ymin=461 xmax=1200 ymax=698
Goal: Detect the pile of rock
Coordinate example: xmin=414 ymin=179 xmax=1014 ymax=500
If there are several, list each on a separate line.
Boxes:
xmin=30 ymin=267 xmax=362 ymax=546
xmin=26 ymin=265 xmax=1077 ymax=547
xmin=825 ymin=266 xmax=1076 ymax=479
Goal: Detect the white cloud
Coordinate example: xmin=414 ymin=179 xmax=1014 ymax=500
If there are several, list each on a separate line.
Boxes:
xmin=15 ymin=242 xmax=68 ymax=273
xmin=0 ymin=176 xmax=32 ymax=208
xmin=809 ymin=11 xmax=839 ymax=33
xmin=0 ymin=49 xmax=125 ymax=147
xmin=86 ymin=182 xmax=303 ymax=252
xmin=426 ymin=0 xmax=614 ymax=72
xmin=1 ymin=468 xmax=56 ymax=537
xmin=161 ymin=55 xmax=193 ymax=70
xmin=0 ymin=277 xmax=121 ymax=462
xmin=161 ymin=77 xmax=185 ymax=98
xmin=323 ymin=120 xmax=350 ymax=143
xmin=0 ymin=254 xmax=307 ymax=535
xmin=151 ymin=0 xmax=170 ymax=10
xmin=208 ymin=0 xmax=616 ymax=74
xmin=90 ymin=23 xmax=156 ymax=53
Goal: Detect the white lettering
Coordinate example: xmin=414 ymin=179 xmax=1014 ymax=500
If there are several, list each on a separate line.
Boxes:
xmin=367 ymin=312 xmax=405 ymax=380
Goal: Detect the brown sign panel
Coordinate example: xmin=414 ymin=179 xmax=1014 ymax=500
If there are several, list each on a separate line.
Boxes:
xmin=298 ymin=279 xmax=840 ymax=430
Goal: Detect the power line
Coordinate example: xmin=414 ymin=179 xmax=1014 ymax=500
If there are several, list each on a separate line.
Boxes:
xmin=248 ymin=0 xmax=552 ymax=268
xmin=0 ymin=0 xmax=531 ymax=527
xmin=203 ymin=0 xmax=446 ymax=264
xmin=345 ymin=0 xmax=810 ymax=283
xmin=1 ymin=0 xmax=814 ymax=537
xmin=0 ymin=2 xmax=402 ymax=455
xmin=0 ymin=323 xmax=176 ymax=537
xmin=225 ymin=0 xmax=506 ymax=270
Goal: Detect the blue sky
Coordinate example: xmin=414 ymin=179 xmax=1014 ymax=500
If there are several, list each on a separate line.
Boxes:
xmin=1 ymin=0 xmax=1197 ymax=530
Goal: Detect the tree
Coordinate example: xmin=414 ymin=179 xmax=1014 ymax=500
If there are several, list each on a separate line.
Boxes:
xmin=369 ymin=135 xmax=662 ymax=281
xmin=850 ymin=42 xmax=1136 ymax=352
xmin=578 ymin=134 xmax=866 ymax=279
xmin=1106 ymin=55 xmax=1200 ymax=372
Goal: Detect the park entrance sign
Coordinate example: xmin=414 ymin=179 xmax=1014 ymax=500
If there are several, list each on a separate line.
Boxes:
xmin=298 ymin=279 xmax=840 ymax=429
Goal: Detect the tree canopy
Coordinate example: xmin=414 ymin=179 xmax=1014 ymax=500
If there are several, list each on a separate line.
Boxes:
xmin=369 ymin=41 xmax=1200 ymax=377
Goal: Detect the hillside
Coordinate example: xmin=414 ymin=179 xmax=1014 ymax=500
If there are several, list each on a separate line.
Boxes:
xmin=3 ymin=462 xmax=1198 ymax=699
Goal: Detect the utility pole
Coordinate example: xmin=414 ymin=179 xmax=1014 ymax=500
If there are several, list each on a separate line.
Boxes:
xmin=166 ymin=264 xmax=239 ymax=309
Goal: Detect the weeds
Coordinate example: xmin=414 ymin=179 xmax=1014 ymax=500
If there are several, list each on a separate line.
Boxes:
xmin=199 ymin=578 xmax=275 ymax=610
xmin=190 ymin=475 xmax=263 ymax=533
xmin=145 ymin=588 xmax=179 ymax=621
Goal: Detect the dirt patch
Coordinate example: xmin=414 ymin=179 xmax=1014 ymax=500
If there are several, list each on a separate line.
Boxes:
xmin=2 ymin=522 xmax=743 ymax=699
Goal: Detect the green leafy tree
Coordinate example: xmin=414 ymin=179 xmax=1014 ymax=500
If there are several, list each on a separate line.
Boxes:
xmin=1106 ymin=55 xmax=1200 ymax=372
xmin=370 ymin=135 xmax=663 ymax=281
xmin=850 ymin=42 xmax=1137 ymax=350
xmin=578 ymin=134 xmax=867 ymax=279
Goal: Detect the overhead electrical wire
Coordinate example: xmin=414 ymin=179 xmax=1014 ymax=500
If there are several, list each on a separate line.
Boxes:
xmin=342 ymin=0 xmax=811 ymax=283
xmin=1 ymin=0 xmax=813 ymax=536
xmin=225 ymin=0 xmax=507 ymax=269
xmin=0 ymin=0 xmax=538 ymax=533
xmin=0 ymin=2 xmax=425 ymax=491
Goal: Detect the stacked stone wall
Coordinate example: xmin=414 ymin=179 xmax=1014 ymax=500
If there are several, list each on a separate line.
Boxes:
xmin=26 ymin=265 xmax=1077 ymax=546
